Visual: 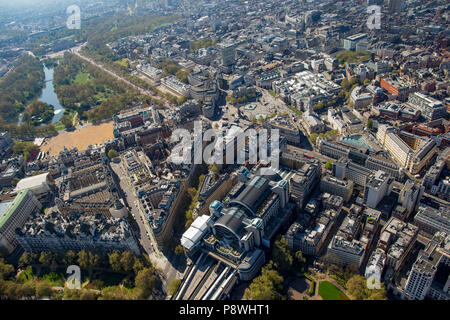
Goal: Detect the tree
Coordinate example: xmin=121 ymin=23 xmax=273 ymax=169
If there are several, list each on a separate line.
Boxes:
xmin=244 ymin=263 xmax=284 ymax=300
xmin=63 ymin=250 xmax=77 ymax=266
xmin=325 ymin=161 xmax=333 ymax=170
xmin=174 ymin=245 xmax=184 ymax=256
xmin=18 ymin=252 xmax=38 ymax=268
xmin=13 ymin=141 xmax=39 ymax=161
xmin=80 ymin=290 xmax=99 ymax=300
xmin=294 ymin=251 xmax=307 ymax=273
xmin=135 ymin=268 xmax=157 ymax=299
xmin=88 ymin=251 xmax=101 ymax=269
xmin=133 ymin=258 xmax=145 ymax=275
xmin=109 ymin=251 xmax=122 ymax=272
xmin=19 ymin=281 xmax=36 ymax=298
xmin=39 ymin=252 xmax=53 ymax=267
xmin=346 ymin=274 xmax=386 ymax=300
xmin=120 ymin=251 xmax=135 ymax=272
xmin=0 ymin=259 xmax=14 ymax=280
xmin=313 ymin=102 xmax=325 ymax=111
xmin=77 ymin=250 xmax=90 ymax=269
xmin=60 ymin=114 xmax=73 ymax=129
xmin=169 ymin=278 xmax=181 ymax=296
xmin=36 ymin=281 xmax=53 ymax=299
xmin=209 ymin=165 xmax=220 ymax=174
xmin=108 ymin=149 xmax=119 ymax=159
xmin=271 ymin=237 xmax=294 ymax=274
xmin=367 ymin=119 xmax=373 ymax=129
xmin=2 ymin=281 xmax=20 ymax=299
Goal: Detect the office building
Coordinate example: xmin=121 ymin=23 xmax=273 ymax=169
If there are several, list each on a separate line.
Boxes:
xmin=364 ymin=170 xmax=394 ymax=209
xmin=327 ymin=235 xmax=366 ymax=267
xmin=403 ymin=232 xmax=450 ymax=300
xmin=15 ymin=173 xmax=54 ymax=203
xmin=414 ymin=205 xmax=450 ymax=235
xmin=320 ymin=174 xmax=354 ymax=202
xmin=344 ymin=34 xmax=368 ymax=51
xmin=376 ymin=125 xmax=437 ymax=175
xmin=408 ymin=92 xmax=447 ymax=121
xmin=379 ymin=217 xmax=419 ymax=271
xmin=0 ymin=189 xmax=42 ymax=255
xmin=16 ymin=210 xmax=139 ymax=254
xmin=398 ymin=180 xmax=424 ymax=216
xmin=286 ymin=208 xmax=340 ymax=257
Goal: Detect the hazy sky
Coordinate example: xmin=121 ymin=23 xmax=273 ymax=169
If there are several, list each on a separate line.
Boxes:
xmin=0 ymin=0 xmax=87 ymax=8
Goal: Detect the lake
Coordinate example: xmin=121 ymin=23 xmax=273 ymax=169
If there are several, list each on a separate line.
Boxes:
xmin=19 ymin=66 xmax=65 ymax=125
xmin=40 ymin=67 xmax=65 ymax=124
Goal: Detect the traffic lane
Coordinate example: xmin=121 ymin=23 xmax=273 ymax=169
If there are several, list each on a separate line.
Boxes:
xmin=110 ymin=162 xmax=154 ymax=253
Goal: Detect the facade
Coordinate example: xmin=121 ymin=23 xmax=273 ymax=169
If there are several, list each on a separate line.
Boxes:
xmin=408 ymin=92 xmax=447 ymax=121
xmin=0 ymin=189 xmax=42 ymax=254
xmin=403 ymin=232 xmax=450 ymax=300
xmin=365 ymin=248 xmax=387 ymax=284
xmin=327 ymin=235 xmax=366 ymax=267
xmin=301 ymin=110 xmax=326 ymax=135
xmin=15 ymin=173 xmax=53 ymax=203
xmin=320 ymin=174 xmax=354 ymax=202
xmin=219 ymin=42 xmax=236 ymax=67
xmin=266 ymin=117 xmax=301 ymax=146
xmin=380 ymin=78 xmax=415 ymax=102
xmin=0 ymin=132 xmax=13 ymax=160
xmin=333 ymin=159 xmax=373 ymax=187
xmin=414 ymin=205 xmax=450 ymax=235
xmin=398 ymin=180 xmax=424 ymax=216
xmin=286 ymin=208 xmax=339 ymax=257
xmin=16 ymin=211 xmax=139 ymax=254
xmin=377 ymin=125 xmax=437 ymax=175
xmin=182 ymin=170 xmax=291 ymax=281
xmin=364 ymin=170 xmax=394 ymax=209
xmin=284 ymin=158 xmax=321 ymax=208
xmin=379 ymin=217 xmax=419 ymax=271
xmin=344 ymin=33 xmax=368 ymax=51
xmin=317 ymin=138 xmax=404 ymax=180
xmin=161 ymin=75 xmax=190 ymax=96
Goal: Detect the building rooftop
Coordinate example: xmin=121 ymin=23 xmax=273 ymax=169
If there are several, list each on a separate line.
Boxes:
xmin=0 ymin=189 xmax=29 ymax=230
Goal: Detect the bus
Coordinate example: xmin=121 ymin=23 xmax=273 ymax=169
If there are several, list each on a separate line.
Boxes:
xmin=305 ymin=154 xmax=314 ymax=159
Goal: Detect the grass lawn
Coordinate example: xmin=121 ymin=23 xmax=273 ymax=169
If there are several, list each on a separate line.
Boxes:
xmin=74 ymin=72 xmax=91 ymax=85
xmin=336 ymin=50 xmax=371 ymax=64
xmin=318 ymin=281 xmax=349 ymax=300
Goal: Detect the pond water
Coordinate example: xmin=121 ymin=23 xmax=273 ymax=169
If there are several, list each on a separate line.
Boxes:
xmin=39 ymin=67 xmax=65 ymax=124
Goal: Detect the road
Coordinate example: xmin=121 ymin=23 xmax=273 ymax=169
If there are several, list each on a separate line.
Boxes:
xmin=110 ymin=158 xmax=183 ymax=295
xmin=110 ymin=161 xmax=155 ymax=254
xmin=70 ymin=47 xmax=172 ymax=109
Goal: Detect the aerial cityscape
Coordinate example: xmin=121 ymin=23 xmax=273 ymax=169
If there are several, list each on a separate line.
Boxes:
xmin=0 ymin=0 xmax=449 ymax=305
